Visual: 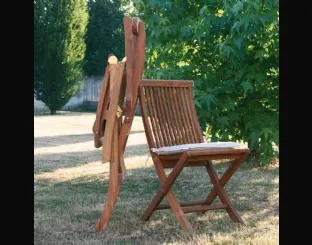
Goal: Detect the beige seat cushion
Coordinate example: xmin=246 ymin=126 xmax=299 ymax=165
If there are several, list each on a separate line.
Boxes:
xmin=151 ymin=142 xmax=247 ymax=155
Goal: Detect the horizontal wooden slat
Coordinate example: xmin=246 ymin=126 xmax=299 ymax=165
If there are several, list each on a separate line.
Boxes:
xmin=156 ymin=200 xmax=211 ymax=210
xmin=161 ymin=161 xmax=207 ymax=168
xmin=157 ymin=149 xmax=249 ymax=157
xmin=187 ymin=155 xmax=241 ymax=161
xmin=182 ymin=204 xmax=228 ymax=214
xmin=156 ymin=202 xmax=228 ymax=213
xmin=140 ymin=79 xmax=194 ymax=87
xmin=158 ymin=150 xmax=248 ymax=161
xmin=187 ymin=148 xmax=250 ymax=156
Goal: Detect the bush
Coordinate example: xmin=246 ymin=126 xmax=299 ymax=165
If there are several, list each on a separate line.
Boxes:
xmin=134 ymin=0 xmax=279 ymax=164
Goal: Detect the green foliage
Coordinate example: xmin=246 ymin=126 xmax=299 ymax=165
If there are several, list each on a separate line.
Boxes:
xmin=134 ymin=0 xmax=279 ymax=164
xmin=34 ymin=0 xmax=88 ymax=115
xmin=120 ymin=0 xmax=139 ymax=17
xmin=84 ymin=0 xmax=125 ymax=76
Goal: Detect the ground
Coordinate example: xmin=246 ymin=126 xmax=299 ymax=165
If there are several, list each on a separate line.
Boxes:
xmin=34 ymin=112 xmax=279 ymax=245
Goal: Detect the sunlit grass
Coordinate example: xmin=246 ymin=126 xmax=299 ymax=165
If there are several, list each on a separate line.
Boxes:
xmin=34 ymin=113 xmax=278 ymax=245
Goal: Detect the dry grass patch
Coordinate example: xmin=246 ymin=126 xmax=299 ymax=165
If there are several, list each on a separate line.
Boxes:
xmin=34 ymin=113 xmax=279 ymax=245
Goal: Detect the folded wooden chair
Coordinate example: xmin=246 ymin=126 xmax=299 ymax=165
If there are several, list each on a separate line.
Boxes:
xmin=138 ymin=80 xmax=250 ymax=232
xmin=92 ymin=16 xmax=145 ymax=232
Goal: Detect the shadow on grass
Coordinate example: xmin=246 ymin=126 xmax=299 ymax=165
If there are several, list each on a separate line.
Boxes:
xmin=34 ymin=111 xmax=95 ymax=117
xmin=34 ymin=143 xmax=149 ymax=174
xmin=34 ymin=131 xmax=145 ymax=149
xmin=35 ymin=162 xmax=278 ymax=245
xmin=34 ymin=133 xmax=94 ymax=148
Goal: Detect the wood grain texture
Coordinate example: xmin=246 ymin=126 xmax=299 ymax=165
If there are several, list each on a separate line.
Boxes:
xmin=138 ymin=79 xmax=251 ymax=232
xmin=102 ymin=61 xmax=125 ymax=163
xmin=93 ymin=60 xmax=110 ymax=148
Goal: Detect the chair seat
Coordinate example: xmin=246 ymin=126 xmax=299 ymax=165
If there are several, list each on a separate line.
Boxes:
xmin=151 ymin=142 xmax=247 ymax=155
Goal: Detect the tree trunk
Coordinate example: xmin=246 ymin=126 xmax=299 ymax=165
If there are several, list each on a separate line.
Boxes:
xmin=50 ymin=109 xmax=56 ymax=115
xmin=248 ymin=140 xmax=260 ymax=160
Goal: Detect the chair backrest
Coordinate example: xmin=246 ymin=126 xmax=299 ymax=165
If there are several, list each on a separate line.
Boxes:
xmin=139 ymin=79 xmax=204 ymax=149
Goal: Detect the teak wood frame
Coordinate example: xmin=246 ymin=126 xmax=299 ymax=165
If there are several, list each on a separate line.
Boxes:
xmin=138 ymin=80 xmax=250 ymax=232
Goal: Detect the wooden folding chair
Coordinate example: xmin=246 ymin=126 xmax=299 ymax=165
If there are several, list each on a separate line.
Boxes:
xmin=138 ymin=80 xmax=250 ymax=232
xmin=92 ymin=16 xmax=145 ymax=232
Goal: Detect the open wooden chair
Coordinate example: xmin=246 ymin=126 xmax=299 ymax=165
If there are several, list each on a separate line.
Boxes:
xmin=138 ymin=80 xmax=250 ymax=232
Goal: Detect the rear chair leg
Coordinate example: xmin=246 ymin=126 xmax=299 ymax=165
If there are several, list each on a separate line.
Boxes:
xmin=96 ymin=161 xmax=120 ymax=231
xmin=205 ymin=153 xmax=249 ymax=205
xmin=96 ymin=123 xmax=120 ymax=232
xmin=206 ymin=161 xmax=244 ymax=224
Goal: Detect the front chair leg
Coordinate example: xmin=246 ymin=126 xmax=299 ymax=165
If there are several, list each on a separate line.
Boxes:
xmin=141 ymin=153 xmax=194 ymax=232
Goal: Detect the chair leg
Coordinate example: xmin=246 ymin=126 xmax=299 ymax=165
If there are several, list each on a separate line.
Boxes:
xmin=205 ymin=152 xmax=249 ymax=205
xmin=141 ymin=152 xmax=188 ymax=221
xmin=206 ymin=161 xmax=244 ymax=224
xmin=96 ymin=123 xmax=120 ymax=232
xmin=141 ymin=153 xmax=193 ymax=232
xmin=96 ymin=161 xmax=120 ymax=232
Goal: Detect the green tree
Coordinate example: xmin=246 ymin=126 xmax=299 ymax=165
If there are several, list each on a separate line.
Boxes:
xmin=120 ymin=0 xmax=139 ymax=17
xmin=84 ymin=0 xmax=125 ymax=76
xmin=134 ymin=0 xmax=279 ymax=164
xmin=34 ymin=0 xmax=88 ymax=115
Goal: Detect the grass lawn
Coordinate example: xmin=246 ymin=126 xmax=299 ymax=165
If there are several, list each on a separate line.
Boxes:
xmin=34 ymin=112 xmax=279 ymax=245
